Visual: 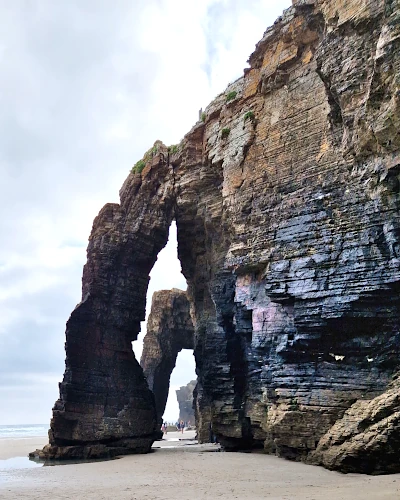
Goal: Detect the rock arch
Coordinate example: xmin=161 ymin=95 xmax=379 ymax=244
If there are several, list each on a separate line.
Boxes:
xmin=140 ymin=289 xmax=194 ymax=431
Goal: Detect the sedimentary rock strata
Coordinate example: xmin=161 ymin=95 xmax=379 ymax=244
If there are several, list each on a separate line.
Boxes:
xmin=308 ymin=376 xmax=400 ymax=474
xmin=140 ymin=289 xmax=194 ymax=429
xmin=40 ymin=0 xmax=400 ymax=472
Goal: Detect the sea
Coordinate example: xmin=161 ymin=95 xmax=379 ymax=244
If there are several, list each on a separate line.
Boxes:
xmin=0 ymin=424 xmax=49 ymax=439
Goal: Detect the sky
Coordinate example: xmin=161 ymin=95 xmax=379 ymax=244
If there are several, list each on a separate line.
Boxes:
xmin=0 ymin=0 xmax=291 ymax=426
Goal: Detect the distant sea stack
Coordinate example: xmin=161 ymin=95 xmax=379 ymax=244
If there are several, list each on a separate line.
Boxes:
xmin=36 ymin=0 xmax=400 ymax=474
xmin=176 ymin=380 xmax=196 ymax=424
xmin=140 ymin=289 xmax=194 ymax=430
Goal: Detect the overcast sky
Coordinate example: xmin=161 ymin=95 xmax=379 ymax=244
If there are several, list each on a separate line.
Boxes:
xmin=0 ymin=0 xmax=291 ymax=426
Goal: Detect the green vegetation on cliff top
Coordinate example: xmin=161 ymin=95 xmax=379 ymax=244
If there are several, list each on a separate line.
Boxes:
xmin=131 ymin=143 xmax=162 ymax=174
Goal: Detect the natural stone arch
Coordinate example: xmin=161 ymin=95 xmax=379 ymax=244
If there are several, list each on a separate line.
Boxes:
xmin=39 ymin=129 xmax=241 ymax=458
xmin=140 ymin=289 xmax=194 ymax=431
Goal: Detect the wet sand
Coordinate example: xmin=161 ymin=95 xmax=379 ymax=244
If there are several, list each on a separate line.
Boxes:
xmin=1 ymin=431 xmax=399 ymax=499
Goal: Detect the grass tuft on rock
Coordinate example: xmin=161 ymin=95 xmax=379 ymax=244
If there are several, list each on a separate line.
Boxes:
xmin=226 ymin=91 xmax=237 ymax=102
xmin=131 ymin=159 xmax=146 ymax=174
xmin=244 ymin=111 xmax=255 ymax=122
xmin=221 ymin=128 xmax=231 ymax=139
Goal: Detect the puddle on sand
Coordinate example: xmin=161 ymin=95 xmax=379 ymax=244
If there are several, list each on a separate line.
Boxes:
xmin=0 ymin=457 xmax=42 ymax=470
xmin=34 ymin=456 xmax=120 ymax=467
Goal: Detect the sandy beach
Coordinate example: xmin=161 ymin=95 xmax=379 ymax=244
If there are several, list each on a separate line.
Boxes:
xmin=0 ymin=431 xmax=399 ymax=499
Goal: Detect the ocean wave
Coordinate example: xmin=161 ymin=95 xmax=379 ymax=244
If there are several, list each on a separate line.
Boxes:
xmin=0 ymin=424 xmax=49 ymax=438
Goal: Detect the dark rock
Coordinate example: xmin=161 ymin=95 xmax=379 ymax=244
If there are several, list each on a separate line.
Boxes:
xmin=176 ymin=380 xmax=196 ymax=424
xmin=39 ymin=144 xmax=175 ymax=459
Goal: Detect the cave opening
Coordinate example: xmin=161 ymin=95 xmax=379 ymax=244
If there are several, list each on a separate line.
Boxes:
xmin=131 ymin=221 xmax=187 ymax=359
xmin=133 ymin=221 xmax=197 ymax=430
xmin=164 ymin=349 xmax=196 ymax=425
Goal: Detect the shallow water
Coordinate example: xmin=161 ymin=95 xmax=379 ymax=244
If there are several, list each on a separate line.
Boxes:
xmin=42 ymin=457 xmax=119 ymax=466
xmin=0 ymin=431 xmax=203 ymax=472
xmin=0 ymin=457 xmax=42 ymax=470
xmin=0 ymin=456 xmax=120 ymax=471
xmin=0 ymin=424 xmax=48 ymax=439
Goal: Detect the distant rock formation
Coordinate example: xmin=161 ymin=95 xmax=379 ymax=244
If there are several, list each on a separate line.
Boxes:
xmin=176 ymin=380 xmax=196 ymax=424
xmin=140 ymin=289 xmax=194 ymax=429
xmin=38 ymin=0 xmax=400 ymax=473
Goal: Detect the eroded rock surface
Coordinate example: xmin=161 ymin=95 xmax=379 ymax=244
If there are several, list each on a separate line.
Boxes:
xmin=39 ymin=150 xmax=176 ymax=459
xmin=308 ymin=376 xmax=400 ymax=474
xmin=140 ymin=289 xmax=194 ymax=429
xmin=41 ymin=0 xmax=400 ymax=472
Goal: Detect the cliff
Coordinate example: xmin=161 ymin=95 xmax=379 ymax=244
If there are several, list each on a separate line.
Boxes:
xmin=36 ymin=0 xmax=400 ymax=473
xmin=176 ymin=380 xmax=196 ymax=424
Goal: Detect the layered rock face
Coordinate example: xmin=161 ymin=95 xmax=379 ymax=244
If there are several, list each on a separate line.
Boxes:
xmin=38 ymin=155 xmax=177 ymax=459
xmin=176 ymin=380 xmax=196 ymax=424
xmin=308 ymin=376 xmax=400 ymax=474
xmin=42 ymin=0 xmax=400 ymax=472
xmin=140 ymin=289 xmax=194 ymax=429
